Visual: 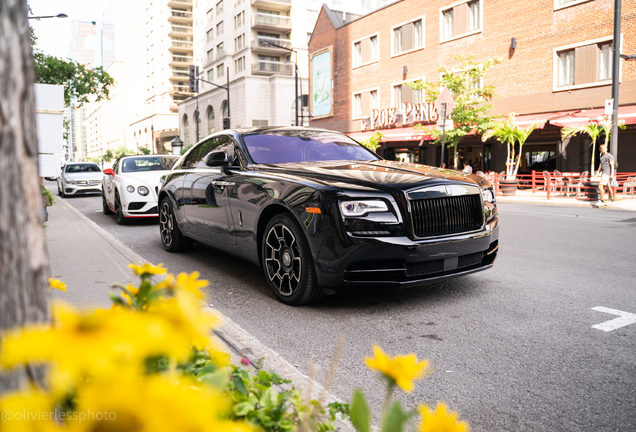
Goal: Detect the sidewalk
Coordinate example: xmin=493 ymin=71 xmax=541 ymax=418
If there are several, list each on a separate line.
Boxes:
xmin=495 ymin=189 xmax=636 ymax=211
xmin=45 ymin=197 xmax=351 ymax=429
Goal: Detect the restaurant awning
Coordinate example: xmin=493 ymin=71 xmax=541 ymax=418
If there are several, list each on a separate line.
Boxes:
xmin=347 ymin=125 xmax=436 ymax=142
xmin=549 ymin=105 xmax=636 ymax=127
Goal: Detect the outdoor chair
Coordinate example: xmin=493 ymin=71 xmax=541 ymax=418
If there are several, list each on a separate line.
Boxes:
xmin=574 ymin=171 xmax=589 ymax=198
xmin=624 ymin=177 xmax=636 ymax=198
xmin=543 ymin=170 xmax=565 ymax=196
xmin=553 ymin=170 xmax=567 ymax=196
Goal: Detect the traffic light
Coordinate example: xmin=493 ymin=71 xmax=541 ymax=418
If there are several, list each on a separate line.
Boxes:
xmin=188 ymin=65 xmax=199 ymax=93
xmin=223 ymin=118 xmax=230 ymax=130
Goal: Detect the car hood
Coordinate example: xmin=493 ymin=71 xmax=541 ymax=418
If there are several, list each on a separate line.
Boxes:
xmin=64 ymin=172 xmax=104 ymax=181
xmin=253 ymin=160 xmax=490 ymax=192
xmin=118 ymin=171 xmax=169 ymax=188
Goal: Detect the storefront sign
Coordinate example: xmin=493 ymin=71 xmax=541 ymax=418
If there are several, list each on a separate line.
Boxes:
xmin=362 ymin=102 xmax=439 ymax=131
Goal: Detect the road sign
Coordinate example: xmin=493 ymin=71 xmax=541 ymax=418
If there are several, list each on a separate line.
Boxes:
xmin=605 ymin=99 xmax=613 ymax=116
xmin=434 ymin=87 xmax=455 ymax=114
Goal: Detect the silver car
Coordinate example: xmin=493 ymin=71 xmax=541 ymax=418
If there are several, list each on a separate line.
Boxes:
xmin=57 ymin=162 xmax=103 ymax=197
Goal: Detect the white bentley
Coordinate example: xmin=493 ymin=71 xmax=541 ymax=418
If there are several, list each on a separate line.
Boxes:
xmin=102 ymin=155 xmax=179 ymax=224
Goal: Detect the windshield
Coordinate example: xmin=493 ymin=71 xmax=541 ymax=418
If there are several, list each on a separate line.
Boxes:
xmin=243 ymin=130 xmax=379 ymax=164
xmin=65 ymin=163 xmax=101 ymax=173
xmin=121 ymin=156 xmax=179 ymax=173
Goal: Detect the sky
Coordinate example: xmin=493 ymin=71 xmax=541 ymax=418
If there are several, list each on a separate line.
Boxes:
xmin=28 ymin=0 xmax=108 ymax=58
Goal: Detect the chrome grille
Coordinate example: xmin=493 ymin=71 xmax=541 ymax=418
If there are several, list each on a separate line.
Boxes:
xmin=410 ymin=195 xmax=483 ymax=238
xmin=75 ymin=180 xmax=101 ymax=186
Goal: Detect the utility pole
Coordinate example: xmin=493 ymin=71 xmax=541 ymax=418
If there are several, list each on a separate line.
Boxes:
xmin=610 ymin=0 xmax=621 ymax=160
xmin=184 ymin=67 xmax=230 ymax=130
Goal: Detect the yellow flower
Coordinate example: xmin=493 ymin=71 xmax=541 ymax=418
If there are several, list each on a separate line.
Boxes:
xmin=128 ymin=262 xmax=167 ymax=276
xmin=154 ymin=272 xmax=208 ymax=299
xmin=0 ymin=389 xmax=61 ymax=432
xmin=49 ymin=278 xmax=67 ymax=292
xmin=126 ymin=283 xmax=139 ymax=295
xmin=364 ymin=345 xmax=430 ymax=392
xmin=418 ymin=403 xmax=470 ymax=432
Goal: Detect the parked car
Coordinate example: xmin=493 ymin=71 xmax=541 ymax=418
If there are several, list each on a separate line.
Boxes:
xmin=57 ymin=162 xmax=103 ymax=197
xmin=102 ymin=155 xmax=180 ymax=224
xmin=158 ymin=127 xmax=499 ymax=305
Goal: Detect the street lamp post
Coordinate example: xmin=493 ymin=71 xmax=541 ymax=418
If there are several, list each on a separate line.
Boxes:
xmin=28 ymin=13 xmax=67 ymax=19
xmin=610 ymin=0 xmax=622 ymax=160
xmin=170 ymin=136 xmax=183 ymax=155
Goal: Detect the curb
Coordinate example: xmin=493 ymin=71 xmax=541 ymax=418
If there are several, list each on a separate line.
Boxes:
xmin=57 ymin=196 xmax=354 ymax=431
xmin=496 ymin=196 xmax=636 ymax=211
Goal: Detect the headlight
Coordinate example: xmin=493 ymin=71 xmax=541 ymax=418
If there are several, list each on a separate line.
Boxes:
xmin=482 ymin=188 xmax=496 ymax=203
xmin=126 ymin=185 xmax=135 ymax=193
xmin=339 ymin=200 xmax=389 ymax=217
xmin=66 ymin=178 xmax=76 ymax=185
xmin=138 ymin=186 xmax=150 ymax=196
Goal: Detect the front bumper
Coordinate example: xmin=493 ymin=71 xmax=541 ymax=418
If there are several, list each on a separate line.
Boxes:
xmin=64 ymin=182 xmax=102 ymax=195
xmin=315 ymin=217 xmax=499 ymax=290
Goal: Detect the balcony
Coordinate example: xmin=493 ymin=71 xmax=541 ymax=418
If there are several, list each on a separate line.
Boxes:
xmin=252 ymin=60 xmax=293 ymax=76
xmin=252 ymin=36 xmax=292 ymax=54
xmin=169 ymin=85 xmax=191 ymax=95
xmin=168 ymin=9 xmax=193 ymax=24
xmin=216 ymin=50 xmax=226 ymax=61
xmin=169 ymin=40 xmax=193 ymax=52
xmin=169 ymin=55 xmax=193 ymax=66
xmin=168 ymin=0 xmax=192 ymax=6
xmin=250 ymin=0 xmax=291 ymax=11
xmin=169 ymin=25 xmax=193 ymax=37
xmin=251 ymin=13 xmax=292 ymax=31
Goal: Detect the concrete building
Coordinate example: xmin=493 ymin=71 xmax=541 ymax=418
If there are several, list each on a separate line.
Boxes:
xmin=178 ymin=0 xmax=396 ymax=148
xmin=308 ymin=0 xmax=636 ymax=173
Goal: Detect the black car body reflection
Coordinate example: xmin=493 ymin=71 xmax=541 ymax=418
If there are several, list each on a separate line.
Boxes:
xmin=158 ymin=127 xmax=499 ymax=305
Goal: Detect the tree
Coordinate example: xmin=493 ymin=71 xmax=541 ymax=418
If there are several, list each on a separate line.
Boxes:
xmin=139 ymin=147 xmax=151 ymax=155
xmin=561 ymin=119 xmax=625 ymax=174
xmin=359 ymin=132 xmax=384 ymax=153
xmin=408 ymin=56 xmax=500 ymax=168
xmin=114 ymin=146 xmax=135 ymax=159
xmin=0 ymin=0 xmax=50 ymax=392
xmin=482 ymin=114 xmax=538 ymax=180
xmin=103 ymin=149 xmax=114 ymax=162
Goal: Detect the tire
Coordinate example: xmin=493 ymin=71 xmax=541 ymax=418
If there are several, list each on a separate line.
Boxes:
xmin=261 ymin=214 xmax=324 ymax=305
xmin=159 ymin=197 xmax=193 ymax=252
xmin=102 ymin=192 xmax=113 ymax=215
xmin=114 ymin=191 xmax=127 ymax=225
xmin=58 ymin=182 xmax=64 ymax=197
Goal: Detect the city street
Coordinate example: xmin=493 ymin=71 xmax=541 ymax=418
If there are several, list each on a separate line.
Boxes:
xmin=49 ymin=183 xmax=636 ymax=432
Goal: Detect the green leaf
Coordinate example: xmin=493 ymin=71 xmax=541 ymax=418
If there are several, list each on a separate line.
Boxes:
xmin=260 ymin=387 xmax=278 ymax=410
xmin=198 ymin=369 xmax=228 ymax=389
xmin=350 ymin=389 xmax=371 ymax=432
xmin=232 ymin=374 xmax=247 ymax=396
xmin=233 ymin=401 xmax=254 ymax=417
xmin=381 ymin=402 xmax=417 ymax=432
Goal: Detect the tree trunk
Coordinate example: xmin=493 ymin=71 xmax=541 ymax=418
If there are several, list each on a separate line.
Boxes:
xmin=0 ymin=0 xmax=51 ymax=393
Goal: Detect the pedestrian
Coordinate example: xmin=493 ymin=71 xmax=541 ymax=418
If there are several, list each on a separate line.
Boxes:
xmin=462 ymin=160 xmax=473 ymax=175
xmin=597 ymin=144 xmax=616 ymax=203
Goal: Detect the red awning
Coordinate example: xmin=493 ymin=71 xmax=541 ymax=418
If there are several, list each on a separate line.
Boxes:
xmin=347 ymin=125 xmax=436 ymax=142
xmin=549 ymin=105 xmax=636 ymax=127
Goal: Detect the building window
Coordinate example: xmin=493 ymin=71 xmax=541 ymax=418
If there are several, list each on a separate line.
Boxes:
xmin=307 ymin=9 xmax=318 ymax=23
xmin=370 ymin=35 xmax=378 ymax=60
xmin=207 ymin=8 xmax=213 ymax=22
xmin=207 ymin=69 xmax=214 ymax=81
xmin=207 ymin=49 xmax=214 ymax=60
xmin=353 ymin=89 xmax=379 ymax=118
xmin=234 ymin=11 xmax=244 ymax=29
xmin=207 ymin=106 xmax=215 ymax=135
xmin=235 ymin=0 xmax=244 ymax=6
xmin=183 ymin=114 xmax=190 ymax=145
xmin=217 ymin=42 xmax=224 ymax=57
xmin=216 ymin=0 xmax=223 ymax=15
xmin=354 ymin=42 xmax=362 ymax=65
xmin=307 ymin=32 xmax=312 ymax=43
xmin=207 ymin=29 xmax=213 ymax=42
xmin=393 ymin=19 xmax=423 ymax=55
xmin=235 ymin=34 xmax=245 ymax=51
xmin=556 ymin=40 xmax=613 ymax=89
xmin=393 ymin=83 xmax=422 ymax=112
xmin=217 ymin=63 xmax=225 ymax=78
xmin=353 ymin=33 xmax=380 ymax=67
xmin=216 ymin=21 xmax=224 ymax=37
xmin=441 ymin=0 xmax=482 ymax=41
xmin=235 ymin=56 xmax=244 ymax=73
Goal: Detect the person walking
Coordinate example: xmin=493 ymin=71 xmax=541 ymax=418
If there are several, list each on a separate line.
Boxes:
xmin=462 ymin=160 xmax=473 ymax=175
xmin=597 ymin=144 xmax=616 ymax=203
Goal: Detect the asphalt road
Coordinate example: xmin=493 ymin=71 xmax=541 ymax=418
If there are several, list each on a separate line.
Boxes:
xmin=52 ymin=184 xmax=636 ymax=432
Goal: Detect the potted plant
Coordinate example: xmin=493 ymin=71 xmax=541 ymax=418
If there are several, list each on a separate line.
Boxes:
xmin=482 ymin=113 xmax=538 ymax=196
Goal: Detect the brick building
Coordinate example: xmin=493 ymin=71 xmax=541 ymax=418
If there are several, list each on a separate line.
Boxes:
xmin=308 ymin=0 xmax=636 ymax=173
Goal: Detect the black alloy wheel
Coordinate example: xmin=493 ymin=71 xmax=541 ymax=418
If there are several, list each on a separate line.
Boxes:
xmin=102 ymin=192 xmax=113 ymax=215
xmin=262 ymin=214 xmax=323 ymax=305
xmin=159 ymin=197 xmax=192 ymax=252
xmin=114 ymin=191 xmax=127 ymax=225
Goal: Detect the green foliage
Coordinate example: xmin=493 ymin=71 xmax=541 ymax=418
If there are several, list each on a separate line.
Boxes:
xmin=88 ymin=156 xmax=100 ymax=164
xmin=482 ymin=114 xmax=538 ymax=180
xmin=360 ymin=132 xmax=384 ymax=152
xmin=139 ymin=147 xmax=151 ymax=155
xmin=114 ymin=146 xmax=135 ymax=159
xmin=350 ymin=389 xmax=371 ymax=432
xmin=408 ymin=55 xmax=501 ymax=167
xmin=41 ymin=185 xmax=54 ymax=206
xmin=33 ymin=52 xmax=114 ymax=107
xmin=103 ymin=150 xmax=114 ymax=162
xmin=562 ymin=120 xmax=625 ymax=173
xmin=227 ymin=366 xmax=348 ymax=432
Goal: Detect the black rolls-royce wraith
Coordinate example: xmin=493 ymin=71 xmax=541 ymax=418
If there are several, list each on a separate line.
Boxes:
xmin=158 ymin=127 xmax=499 ymax=305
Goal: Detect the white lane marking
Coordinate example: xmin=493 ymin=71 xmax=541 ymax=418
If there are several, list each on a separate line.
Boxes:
xmin=591 ymin=307 xmax=636 ymax=332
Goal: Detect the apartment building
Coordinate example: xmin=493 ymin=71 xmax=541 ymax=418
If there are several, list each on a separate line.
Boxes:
xmin=178 ymin=0 xmax=394 ymax=147
xmin=309 ymin=0 xmax=636 ymax=173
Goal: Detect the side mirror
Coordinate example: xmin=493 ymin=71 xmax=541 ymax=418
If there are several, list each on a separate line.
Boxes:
xmin=205 ymin=151 xmax=229 ymax=173
xmin=103 ymin=168 xmax=114 ymax=176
